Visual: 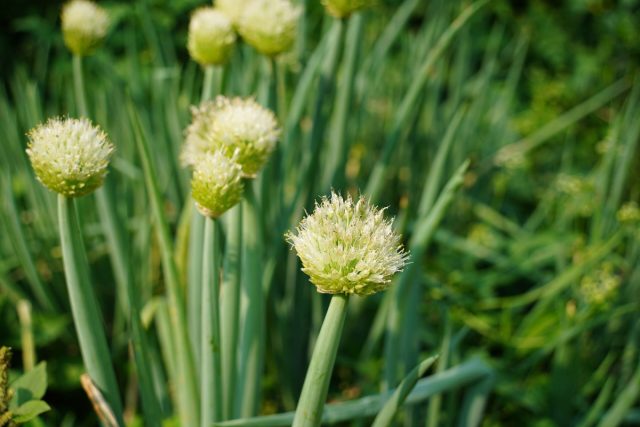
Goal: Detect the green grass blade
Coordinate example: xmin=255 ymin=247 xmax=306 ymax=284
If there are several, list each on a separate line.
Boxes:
xmin=127 ymin=100 xmax=199 ymax=426
xmin=215 ymin=358 xmax=491 ymax=427
xmin=372 ymin=355 xmax=439 ymax=427
xmin=365 ymin=0 xmax=488 ymax=203
xmin=58 ymin=195 xmax=124 ymax=425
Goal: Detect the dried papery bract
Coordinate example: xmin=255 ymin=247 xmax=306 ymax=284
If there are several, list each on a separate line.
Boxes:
xmin=27 ymin=117 xmax=114 ymax=198
xmin=181 ymin=96 xmax=281 ymax=177
xmin=287 ymin=192 xmax=409 ymax=295
xmin=237 ymin=0 xmax=301 ymax=57
xmin=188 ymin=7 xmax=236 ymax=67
xmin=321 ymin=0 xmax=373 ymax=18
xmin=191 ymin=151 xmax=244 ymax=218
xmin=61 ymin=0 xmax=109 ymax=56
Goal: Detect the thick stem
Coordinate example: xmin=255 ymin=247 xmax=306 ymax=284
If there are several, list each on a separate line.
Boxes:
xmin=220 ymin=203 xmax=243 ymax=419
xmin=235 ymin=183 xmax=265 ymax=417
xmin=201 ymin=217 xmax=223 ymax=425
xmin=72 ymin=54 xmax=88 ymax=116
xmin=292 ymin=294 xmax=349 ymax=427
xmin=58 ymin=195 xmax=124 ymax=425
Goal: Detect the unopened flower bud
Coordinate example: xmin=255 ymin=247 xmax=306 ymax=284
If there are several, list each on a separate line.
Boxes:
xmin=27 ymin=118 xmax=114 ymax=197
xmin=191 ymin=151 xmax=244 ymax=218
xmin=61 ymin=0 xmax=109 ymax=56
xmin=188 ymin=7 xmax=236 ymax=67
xmin=238 ymin=0 xmax=300 ymax=57
xmin=181 ymin=96 xmax=280 ymax=177
xmin=321 ymin=0 xmax=373 ymax=18
xmin=287 ymin=192 xmax=409 ymax=296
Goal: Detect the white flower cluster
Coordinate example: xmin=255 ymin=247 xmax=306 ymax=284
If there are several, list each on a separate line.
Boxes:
xmin=287 ymin=192 xmax=409 ymax=296
xmin=183 ymin=96 xmax=279 ymax=217
xmin=61 ymin=0 xmax=109 ymax=56
xmin=27 ymin=118 xmax=114 ymax=197
xmin=237 ymin=0 xmax=301 ymax=57
xmin=188 ymin=7 xmax=236 ymax=66
xmin=191 ymin=151 xmax=244 ymax=218
xmin=182 ymin=96 xmax=280 ymax=177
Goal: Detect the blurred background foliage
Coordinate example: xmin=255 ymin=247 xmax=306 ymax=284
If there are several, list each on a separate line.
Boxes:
xmin=1 ymin=0 xmax=639 ymax=426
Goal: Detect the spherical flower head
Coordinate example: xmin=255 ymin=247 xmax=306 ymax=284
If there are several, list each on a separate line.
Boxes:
xmin=215 ymin=0 xmax=250 ymax=26
xmin=286 ymin=192 xmax=409 ymax=296
xmin=61 ymin=0 xmax=109 ymax=56
xmin=237 ymin=0 xmax=301 ymax=57
xmin=191 ymin=151 xmax=244 ymax=218
xmin=188 ymin=7 xmax=236 ymax=67
xmin=321 ymin=0 xmax=373 ymax=18
xmin=181 ymin=96 xmax=280 ymax=177
xmin=27 ymin=118 xmax=114 ymax=198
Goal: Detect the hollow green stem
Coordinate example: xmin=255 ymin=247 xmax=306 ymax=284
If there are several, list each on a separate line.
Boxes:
xmin=235 ymin=183 xmax=265 ymax=417
xmin=72 ymin=55 xmax=88 ymax=116
xmin=201 ymin=216 xmax=223 ymax=425
xmin=58 ymin=195 xmax=124 ymax=425
xmin=220 ymin=204 xmax=243 ymax=419
xmin=293 ymin=294 xmax=349 ymax=427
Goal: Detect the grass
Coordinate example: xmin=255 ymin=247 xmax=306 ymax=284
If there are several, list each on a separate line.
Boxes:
xmin=0 ymin=0 xmax=639 ymax=426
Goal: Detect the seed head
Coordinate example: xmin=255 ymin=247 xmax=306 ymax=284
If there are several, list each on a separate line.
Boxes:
xmin=237 ymin=0 xmax=301 ymax=57
xmin=188 ymin=7 xmax=236 ymax=67
xmin=215 ymin=0 xmax=250 ymax=26
xmin=191 ymin=151 xmax=244 ymax=218
xmin=27 ymin=118 xmax=114 ymax=197
xmin=181 ymin=96 xmax=280 ymax=177
xmin=321 ymin=0 xmax=373 ymax=18
xmin=61 ymin=0 xmax=109 ymax=56
xmin=287 ymin=192 xmax=409 ymax=296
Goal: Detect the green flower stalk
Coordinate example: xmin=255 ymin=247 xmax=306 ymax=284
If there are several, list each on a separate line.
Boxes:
xmin=190 ymin=151 xmax=243 ymax=425
xmin=287 ymin=192 xmax=408 ymax=427
xmin=26 ymin=119 xmax=124 ymax=425
xmin=26 ymin=118 xmax=114 ymax=198
xmin=61 ymin=0 xmax=109 ymax=56
xmin=237 ymin=0 xmax=301 ymax=57
xmin=191 ymin=151 xmax=244 ymax=218
xmin=321 ymin=0 xmax=373 ymax=18
xmin=188 ymin=7 xmax=236 ymax=67
xmin=181 ymin=96 xmax=281 ymax=177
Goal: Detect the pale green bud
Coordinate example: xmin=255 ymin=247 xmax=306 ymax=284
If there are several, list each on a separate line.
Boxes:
xmin=286 ymin=192 xmax=409 ymax=296
xmin=215 ymin=0 xmax=250 ymax=26
xmin=181 ymin=96 xmax=280 ymax=177
xmin=191 ymin=151 xmax=244 ymax=218
xmin=188 ymin=7 xmax=236 ymax=67
xmin=27 ymin=118 xmax=114 ymax=198
xmin=237 ymin=0 xmax=301 ymax=57
xmin=321 ymin=0 xmax=372 ymax=18
xmin=61 ymin=0 xmax=109 ymax=56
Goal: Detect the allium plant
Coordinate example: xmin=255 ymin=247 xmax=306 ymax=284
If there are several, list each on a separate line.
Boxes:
xmin=237 ymin=0 xmax=301 ymax=57
xmin=288 ymin=192 xmax=408 ymax=427
xmin=187 ymin=7 xmax=236 ymax=67
xmin=27 ymin=118 xmax=114 ymax=198
xmin=61 ymin=0 xmax=109 ymax=56
xmin=181 ymin=96 xmax=281 ymax=177
xmin=26 ymin=118 xmax=124 ymax=425
xmin=287 ymin=192 xmax=409 ymax=295
xmin=191 ymin=150 xmax=244 ymax=219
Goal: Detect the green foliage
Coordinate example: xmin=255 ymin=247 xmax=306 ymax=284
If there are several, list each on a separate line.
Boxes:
xmin=0 ymin=0 xmax=639 ymax=426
